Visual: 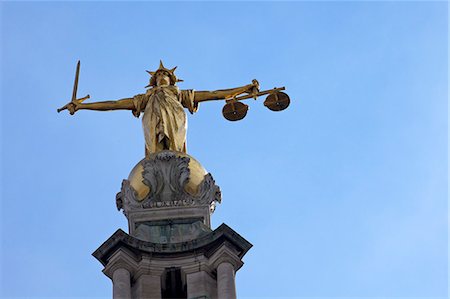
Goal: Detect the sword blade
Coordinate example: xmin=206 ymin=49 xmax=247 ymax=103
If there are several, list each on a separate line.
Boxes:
xmin=71 ymin=60 xmax=80 ymax=102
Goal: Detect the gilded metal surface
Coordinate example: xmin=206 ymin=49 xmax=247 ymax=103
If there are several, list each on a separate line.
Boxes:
xmin=222 ymin=101 xmax=248 ymax=121
xmin=128 ymin=151 xmax=207 ymax=201
xmin=58 ymin=61 xmax=290 ymax=153
xmin=57 ymin=61 xmax=90 ymax=114
xmin=264 ymin=91 xmax=290 ymax=111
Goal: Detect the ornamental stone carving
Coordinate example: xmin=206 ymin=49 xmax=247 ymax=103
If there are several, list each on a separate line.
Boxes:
xmin=116 ymin=151 xmax=221 ymax=216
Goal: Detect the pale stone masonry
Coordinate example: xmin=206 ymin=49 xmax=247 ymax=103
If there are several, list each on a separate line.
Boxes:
xmin=93 ymin=151 xmax=252 ymax=299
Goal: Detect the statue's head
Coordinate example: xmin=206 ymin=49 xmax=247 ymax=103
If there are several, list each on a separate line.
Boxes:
xmin=145 ymin=60 xmax=183 ymax=88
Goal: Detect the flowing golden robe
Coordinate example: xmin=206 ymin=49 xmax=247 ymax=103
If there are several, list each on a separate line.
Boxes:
xmin=131 ymin=86 xmax=197 ymax=155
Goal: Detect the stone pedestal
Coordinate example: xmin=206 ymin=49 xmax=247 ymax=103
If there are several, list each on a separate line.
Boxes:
xmin=93 ymin=151 xmax=252 ymax=299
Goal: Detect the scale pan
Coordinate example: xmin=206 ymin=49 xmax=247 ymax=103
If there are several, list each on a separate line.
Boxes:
xmin=222 ymin=102 xmax=248 ymax=121
xmin=264 ymin=92 xmax=290 ymax=111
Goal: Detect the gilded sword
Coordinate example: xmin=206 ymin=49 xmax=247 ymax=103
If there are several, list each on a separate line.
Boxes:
xmin=57 ymin=60 xmax=90 ymax=114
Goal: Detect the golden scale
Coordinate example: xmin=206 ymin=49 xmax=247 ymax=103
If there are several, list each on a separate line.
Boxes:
xmin=218 ymin=80 xmax=290 ymax=121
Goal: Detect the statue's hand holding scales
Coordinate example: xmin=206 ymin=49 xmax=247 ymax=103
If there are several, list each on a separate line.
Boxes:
xmin=58 ymin=61 xmax=290 ymax=156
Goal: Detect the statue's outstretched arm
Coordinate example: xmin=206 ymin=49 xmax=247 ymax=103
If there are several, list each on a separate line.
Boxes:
xmin=59 ymin=97 xmax=140 ymax=115
xmin=76 ymin=98 xmax=134 ymax=111
xmin=194 ymin=80 xmax=259 ymax=103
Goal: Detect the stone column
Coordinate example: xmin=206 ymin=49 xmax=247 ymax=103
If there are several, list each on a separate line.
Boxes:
xmin=112 ymin=268 xmax=131 ymax=299
xmin=217 ymin=262 xmax=236 ymax=299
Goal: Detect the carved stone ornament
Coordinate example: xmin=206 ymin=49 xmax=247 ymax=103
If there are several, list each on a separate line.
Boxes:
xmin=117 ymin=152 xmax=221 ymax=216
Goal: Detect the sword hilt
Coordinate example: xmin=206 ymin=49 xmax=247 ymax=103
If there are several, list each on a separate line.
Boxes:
xmin=57 ymin=94 xmax=90 ymax=114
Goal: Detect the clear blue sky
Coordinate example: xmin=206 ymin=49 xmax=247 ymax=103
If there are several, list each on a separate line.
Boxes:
xmin=1 ymin=1 xmax=448 ymax=298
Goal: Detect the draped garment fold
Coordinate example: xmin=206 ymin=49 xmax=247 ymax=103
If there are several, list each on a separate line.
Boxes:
xmin=132 ymin=86 xmax=197 ymax=155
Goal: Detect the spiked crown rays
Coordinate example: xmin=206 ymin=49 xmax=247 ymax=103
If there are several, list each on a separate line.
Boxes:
xmin=146 ymin=60 xmax=183 ymax=88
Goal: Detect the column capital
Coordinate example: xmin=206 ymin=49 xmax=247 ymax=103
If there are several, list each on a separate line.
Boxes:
xmin=103 ymin=248 xmax=138 ymax=279
xmin=209 ymin=243 xmax=243 ymax=271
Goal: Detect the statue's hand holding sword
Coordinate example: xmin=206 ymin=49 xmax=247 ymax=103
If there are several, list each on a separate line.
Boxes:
xmin=57 ymin=60 xmax=90 ymax=115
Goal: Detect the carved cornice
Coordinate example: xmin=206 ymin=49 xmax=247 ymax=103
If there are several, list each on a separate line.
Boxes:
xmin=93 ymin=224 xmax=252 ymax=268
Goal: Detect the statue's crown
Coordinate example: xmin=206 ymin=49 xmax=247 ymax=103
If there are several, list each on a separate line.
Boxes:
xmin=145 ymin=60 xmax=183 ymax=88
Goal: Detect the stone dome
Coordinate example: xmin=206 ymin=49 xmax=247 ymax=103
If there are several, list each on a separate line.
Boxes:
xmin=128 ymin=151 xmax=208 ymax=201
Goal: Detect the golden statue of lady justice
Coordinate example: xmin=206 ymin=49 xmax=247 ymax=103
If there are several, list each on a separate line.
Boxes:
xmin=58 ymin=61 xmax=289 ymax=156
